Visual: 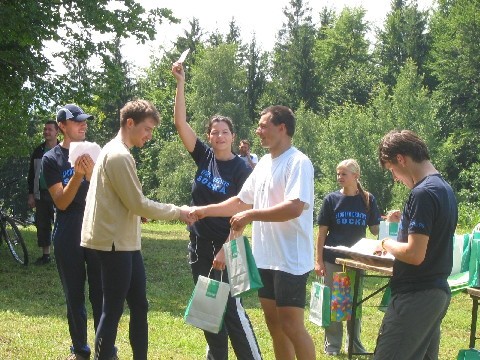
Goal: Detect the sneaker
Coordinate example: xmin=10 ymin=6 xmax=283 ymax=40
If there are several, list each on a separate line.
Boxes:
xmin=326 ymin=351 xmax=339 ymax=356
xmin=65 ymin=354 xmax=89 ymax=360
xmin=34 ymin=255 xmax=51 ymax=265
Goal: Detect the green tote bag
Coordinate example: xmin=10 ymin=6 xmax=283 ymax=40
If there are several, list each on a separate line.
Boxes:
xmin=223 ymin=235 xmax=264 ymax=297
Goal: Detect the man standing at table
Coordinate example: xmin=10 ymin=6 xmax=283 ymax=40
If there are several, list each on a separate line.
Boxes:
xmin=193 ymin=105 xmax=316 ymax=360
xmin=374 ymin=130 xmax=458 ymax=359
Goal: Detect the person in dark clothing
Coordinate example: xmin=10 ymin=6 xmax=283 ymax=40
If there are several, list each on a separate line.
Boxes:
xmin=42 ymin=104 xmax=103 ymax=360
xmin=374 ymin=130 xmax=458 ymax=359
xmin=172 ymin=62 xmax=262 ymax=360
xmin=28 ymin=120 xmax=59 ymax=264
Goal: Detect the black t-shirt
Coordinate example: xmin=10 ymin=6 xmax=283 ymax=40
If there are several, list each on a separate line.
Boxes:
xmin=189 ymin=139 xmax=252 ymax=249
xmin=317 ymin=191 xmax=381 ymax=264
xmin=42 ymin=145 xmax=89 ymax=213
xmin=392 ymin=174 xmax=458 ymax=294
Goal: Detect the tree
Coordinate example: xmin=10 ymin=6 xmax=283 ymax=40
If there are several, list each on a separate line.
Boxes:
xmin=89 ymin=37 xmax=136 ymax=145
xmin=174 ymin=18 xmax=205 ymax=68
xmin=428 ymin=0 xmax=480 ymax=191
xmin=314 ymin=7 xmax=376 ymax=116
xmin=264 ymin=0 xmax=319 ymax=111
xmin=369 ymin=59 xmax=439 ymax=210
xmin=207 ymin=29 xmax=224 ymax=47
xmin=0 ymin=0 xmax=177 ymax=162
xmin=318 ymin=6 xmax=336 ymax=39
xmin=189 ymin=43 xmax=249 ymax=138
xmin=226 ymin=18 xmax=242 ymax=44
xmin=244 ymin=36 xmax=268 ymax=125
xmin=137 ymin=51 xmax=179 ymax=141
xmin=375 ymin=0 xmax=432 ymax=89
xmin=300 ymin=59 xmax=438 ymax=212
xmin=139 ymin=140 xmax=194 ymax=205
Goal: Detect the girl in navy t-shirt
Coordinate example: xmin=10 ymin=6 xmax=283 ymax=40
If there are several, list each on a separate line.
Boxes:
xmin=172 ymin=62 xmax=262 ymax=360
xmin=315 ymin=159 xmax=381 ymax=356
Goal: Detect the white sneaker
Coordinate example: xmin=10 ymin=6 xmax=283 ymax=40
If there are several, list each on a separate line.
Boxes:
xmin=326 ymin=351 xmax=339 ymax=356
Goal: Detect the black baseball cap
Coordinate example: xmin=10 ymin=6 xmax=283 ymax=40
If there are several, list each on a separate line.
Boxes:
xmin=56 ymin=104 xmax=94 ymax=122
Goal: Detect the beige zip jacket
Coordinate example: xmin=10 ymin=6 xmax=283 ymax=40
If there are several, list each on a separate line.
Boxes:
xmin=81 ymin=137 xmax=180 ymax=251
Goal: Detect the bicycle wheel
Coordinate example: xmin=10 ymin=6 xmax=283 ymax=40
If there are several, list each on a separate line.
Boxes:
xmin=2 ymin=216 xmax=29 ymax=265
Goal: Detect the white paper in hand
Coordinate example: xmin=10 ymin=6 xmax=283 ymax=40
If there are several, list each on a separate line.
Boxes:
xmin=177 ymin=48 xmax=190 ymax=63
xmin=68 ymin=141 xmax=102 ymax=164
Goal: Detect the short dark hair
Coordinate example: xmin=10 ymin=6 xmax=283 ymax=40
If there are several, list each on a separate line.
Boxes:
xmin=206 ymin=115 xmax=235 ymax=134
xmin=378 ymin=130 xmax=430 ymax=167
xmin=120 ymin=100 xmax=160 ymax=127
xmin=260 ymin=105 xmax=295 ymax=137
xmin=45 ymin=120 xmax=58 ymax=130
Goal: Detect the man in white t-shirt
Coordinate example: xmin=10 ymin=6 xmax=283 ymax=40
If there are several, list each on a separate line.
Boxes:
xmin=193 ymin=105 xmax=315 ymax=360
xmin=238 ymin=139 xmax=258 ymax=169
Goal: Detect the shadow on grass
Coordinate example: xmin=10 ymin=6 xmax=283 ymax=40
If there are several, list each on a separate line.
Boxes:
xmin=0 ymin=224 xmax=474 ymax=359
xmin=0 ymin=224 xmax=262 ymax=321
xmin=142 ymin=231 xmax=263 ymax=317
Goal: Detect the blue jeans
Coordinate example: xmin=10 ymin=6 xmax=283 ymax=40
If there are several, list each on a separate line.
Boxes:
xmin=94 ymin=250 xmax=148 ymax=360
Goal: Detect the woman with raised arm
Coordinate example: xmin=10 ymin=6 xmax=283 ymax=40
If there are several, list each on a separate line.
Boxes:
xmin=315 ymin=159 xmax=381 ymax=356
xmin=172 ymin=62 xmax=262 ymax=360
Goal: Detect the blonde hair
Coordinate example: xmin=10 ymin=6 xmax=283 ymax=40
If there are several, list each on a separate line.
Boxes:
xmin=337 ymin=159 xmax=370 ymax=211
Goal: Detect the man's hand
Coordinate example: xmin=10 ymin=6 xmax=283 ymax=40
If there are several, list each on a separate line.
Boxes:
xmin=74 ymin=154 xmax=94 ymax=180
xmin=74 ymin=155 xmax=87 ymax=177
xmin=386 ymin=209 xmax=401 ymax=222
xmin=27 ymin=194 xmax=36 ymax=209
xmin=212 ymin=247 xmax=226 ymax=270
xmin=81 ymin=154 xmax=95 ymax=181
xmin=230 ymin=210 xmax=252 ymax=232
xmin=179 ymin=205 xmax=197 ymax=226
xmin=374 ymin=239 xmax=388 ymax=256
xmin=190 ymin=206 xmax=207 ymax=220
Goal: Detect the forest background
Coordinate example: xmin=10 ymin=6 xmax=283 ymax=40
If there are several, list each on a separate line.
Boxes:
xmin=1 ymin=0 xmax=479 ymax=228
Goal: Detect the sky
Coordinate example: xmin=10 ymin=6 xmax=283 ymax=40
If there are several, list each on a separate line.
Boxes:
xmin=122 ymin=0 xmax=434 ymax=70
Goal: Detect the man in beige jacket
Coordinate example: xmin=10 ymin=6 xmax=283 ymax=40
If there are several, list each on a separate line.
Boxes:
xmin=81 ymin=99 xmax=193 ymax=360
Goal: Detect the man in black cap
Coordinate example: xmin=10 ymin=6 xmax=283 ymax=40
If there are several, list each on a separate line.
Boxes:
xmin=42 ymin=104 xmax=104 ymax=360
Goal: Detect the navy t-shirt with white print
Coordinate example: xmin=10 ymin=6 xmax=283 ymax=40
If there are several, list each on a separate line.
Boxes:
xmin=391 ymin=174 xmax=457 ymax=295
xmin=188 ymin=139 xmax=252 ymax=250
xmin=42 ymin=145 xmax=89 ymax=213
xmin=317 ymin=191 xmax=381 ymax=264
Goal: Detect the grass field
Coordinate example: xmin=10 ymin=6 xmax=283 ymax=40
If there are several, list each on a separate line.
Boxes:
xmin=0 ymin=222 xmax=473 ymax=359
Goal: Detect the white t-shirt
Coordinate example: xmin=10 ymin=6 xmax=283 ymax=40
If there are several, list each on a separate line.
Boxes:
xmin=238 ymin=147 xmax=314 ymax=275
xmin=239 ymin=153 xmax=258 ymax=167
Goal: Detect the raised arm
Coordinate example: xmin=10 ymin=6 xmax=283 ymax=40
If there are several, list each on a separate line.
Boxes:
xmin=172 ymin=62 xmax=197 ymax=152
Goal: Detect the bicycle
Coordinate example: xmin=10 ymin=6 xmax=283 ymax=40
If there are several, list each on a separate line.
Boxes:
xmin=0 ymin=179 xmax=29 ymax=265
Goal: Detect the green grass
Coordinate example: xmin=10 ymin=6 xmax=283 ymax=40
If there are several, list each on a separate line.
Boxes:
xmin=0 ymin=223 xmax=473 ymax=359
